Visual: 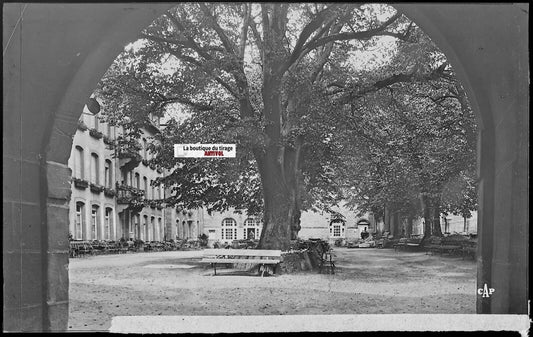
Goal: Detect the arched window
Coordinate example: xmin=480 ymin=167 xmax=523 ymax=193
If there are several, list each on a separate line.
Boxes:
xmin=151 ymin=180 xmax=155 ymax=200
xmin=244 ymin=218 xmax=261 ymax=240
xmin=74 ymin=146 xmax=84 ymax=179
xmin=329 ymin=219 xmax=345 ymax=238
xmin=143 ymin=177 xmax=148 ymax=195
xmin=75 ymin=202 xmax=85 ymax=240
xmin=134 ymin=173 xmax=140 ymax=189
xmin=104 ymin=207 xmax=113 ymax=240
xmin=91 ymin=205 xmax=99 ymax=240
xmin=150 ymin=216 xmax=155 ymax=242
xmin=142 ymin=215 xmax=148 ymax=241
xmin=133 ymin=214 xmax=140 ymax=240
xmin=90 ymin=153 xmax=99 ymax=184
xmin=221 ymin=218 xmax=237 ymax=241
xmin=158 ymin=218 xmax=162 ymax=242
xmin=104 ymin=159 xmax=112 ymax=188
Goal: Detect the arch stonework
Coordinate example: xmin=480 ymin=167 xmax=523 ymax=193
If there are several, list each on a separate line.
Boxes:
xmin=3 ymin=3 xmax=528 ymax=331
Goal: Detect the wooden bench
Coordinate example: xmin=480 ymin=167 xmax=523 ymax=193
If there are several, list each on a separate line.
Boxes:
xmin=462 ymin=240 xmax=477 ymax=260
xmin=424 ymin=236 xmax=464 ymax=256
xmin=69 ymin=241 xmax=94 ymax=257
xmin=393 ymin=238 xmax=408 ymax=251
xmin=201 ymin=249 xmax=281 ymax=277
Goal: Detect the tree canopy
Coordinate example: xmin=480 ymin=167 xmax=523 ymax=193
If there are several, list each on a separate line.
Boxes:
xmin=95 ymin=3 xmax=478 ymax=248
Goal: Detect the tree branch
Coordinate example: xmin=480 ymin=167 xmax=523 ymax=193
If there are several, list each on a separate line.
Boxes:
xmin=164 ymin=47 xmax=240 ymax=99
xmin=284 ymin=5 xmax=342 ymax=72
xmin=164 ymin=11 xmax=213 ymax=61
xmin=199 ymin=3 xmax=238 ymax=56
xmin=155 ymin=95 xmax=214 ymax=111
xmin=301 ymin=12 xmax=403 ymax=59
xmin=238 ymin=3 xmax=251 ymax=60
xmin=248 ymin=15 xmax=264 ymax=59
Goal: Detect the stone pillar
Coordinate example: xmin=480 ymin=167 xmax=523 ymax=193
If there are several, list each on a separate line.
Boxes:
xmin=44 ymin=162 xmax=72 ymax=330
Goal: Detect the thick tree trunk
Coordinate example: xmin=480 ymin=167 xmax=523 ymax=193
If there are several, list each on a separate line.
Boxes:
xmin=431 ymin=201 xmax=443 ymax=237
xmin=391 ymin=211 xmax=400 ymax=238
xmin=406 ymin=215 xmax=413 ymax=238
xmin=255 ymin=147 xmax=296 ymax=250
xmin=254 ymin=4 xmax=303 ymax=250
xmin=420 ymin=194 xmax=432 ymax=239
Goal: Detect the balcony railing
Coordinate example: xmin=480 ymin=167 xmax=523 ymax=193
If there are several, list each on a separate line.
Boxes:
xmin=116 ymin=183 xmax=145 ymax=205
xmin=117 ymin=151 xmax=142 ymax=171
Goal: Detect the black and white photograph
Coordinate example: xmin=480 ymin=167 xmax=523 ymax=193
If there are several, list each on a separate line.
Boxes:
xmin=2 ymin=2 xmax=529 ymax=333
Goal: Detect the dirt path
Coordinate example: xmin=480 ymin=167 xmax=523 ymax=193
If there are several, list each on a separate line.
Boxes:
xmin=68 ymin=248 xmax=476 ymax=331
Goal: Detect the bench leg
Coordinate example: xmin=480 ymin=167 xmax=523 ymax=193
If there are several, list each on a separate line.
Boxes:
xmin=212 ymin=263 xmax=217 ymax=276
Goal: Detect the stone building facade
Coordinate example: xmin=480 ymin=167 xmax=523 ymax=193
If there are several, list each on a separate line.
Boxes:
xmin=67 ymin=103 xmax=173 ymax=242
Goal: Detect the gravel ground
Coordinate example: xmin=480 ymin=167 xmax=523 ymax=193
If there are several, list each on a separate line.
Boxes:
xmin=68 ymin=247 xmax=476 ymax=332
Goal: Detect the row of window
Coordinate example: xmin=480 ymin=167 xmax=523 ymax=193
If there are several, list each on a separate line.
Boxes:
xmin=121 ymin=170 xmax=164 ymax=199
xmin=126 ymin=213 xmax=164 ymax=242
xmin=84 ymin=113 xmax=153 ymax=161
xmin=73 ymin=145 xmax=164 ymax=199
xmin=73 ymin=146 xmax=113 ymax=186
xmin=74 ymin=202 xmax=114 ymax=241
xmin=220 ymin=218 xmax=261 ymax=241
xmin=176 ymin=220 xmax=199 ymax=239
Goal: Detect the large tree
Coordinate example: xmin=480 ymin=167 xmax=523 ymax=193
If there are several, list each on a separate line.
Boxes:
xmin=96 ymin=3 xmax=475 ymax=248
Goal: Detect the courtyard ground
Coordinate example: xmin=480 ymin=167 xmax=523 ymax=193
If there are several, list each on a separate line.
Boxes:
xmin=68 ymin=247 xmax=476 ymax=332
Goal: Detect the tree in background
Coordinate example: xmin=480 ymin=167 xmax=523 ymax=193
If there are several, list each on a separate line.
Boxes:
xmin=335 ymin=27 xmax=478 ymax=239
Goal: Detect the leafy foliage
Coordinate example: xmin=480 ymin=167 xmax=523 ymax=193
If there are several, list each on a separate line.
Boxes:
xmin=94 ymin=3 xmax=478 ymax=246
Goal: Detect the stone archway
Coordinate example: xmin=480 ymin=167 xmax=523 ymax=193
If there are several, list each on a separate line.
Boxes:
xmin=3 ymin=3 xmax=528 ymax=331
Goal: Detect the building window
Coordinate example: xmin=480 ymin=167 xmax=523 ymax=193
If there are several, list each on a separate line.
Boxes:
xmin=74 ymin=146 xmax=84 ymax=179
xmin=157 ymin=218 xmax=162 ymax=241
xmin=133 ymin=214 xmax=140 ymax=240
xmin=143 ymin=177 xmax=148 ymax=196
xmin=90 ymin=153 xmax=99 ymax=184
xmin=75 ymin=202 xmax=85 ymax=240
xmin=134 ymin=173 xmax=140 ymax=189
xmin=151 ymin=181 xmax=155 ymax=200
xmin=221 ymin=218 xmax=237 ymax=241
xmin=93 ymin=115 xmax=99 ymax=130
xmin=120 ymin=169 xmax=127 ymax=186
xmin=91 ymin=205 xmax=99 ymax=240
xmin=104 ymin=160 xmax=112 ymax=188
xmin=104 ymin=207 xmax=113 ymax=240
xmin=142 ymin=215 xmax=148 ymax=241
xmin=150 ymin=217 xmax=155 ymax=242
xmin=244 ymin=218 xmax=261 ymax=240
xmin=156 ymin=184 xmax=161 ymax=199
xmin=330 ymin=220 xmax=345 ymax=238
